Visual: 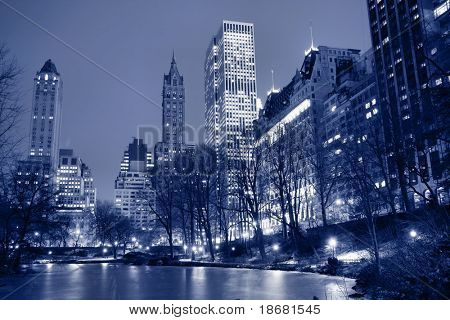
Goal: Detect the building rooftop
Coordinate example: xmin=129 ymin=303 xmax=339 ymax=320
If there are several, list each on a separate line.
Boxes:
xmin=39 ymin=59 xmax=59 ymax=75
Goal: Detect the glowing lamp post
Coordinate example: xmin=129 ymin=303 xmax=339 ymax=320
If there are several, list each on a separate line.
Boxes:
xmin=272 ymin=244 xmax=280 ymax=259
xmin=328 ymin=238 xmax=337 ymax=258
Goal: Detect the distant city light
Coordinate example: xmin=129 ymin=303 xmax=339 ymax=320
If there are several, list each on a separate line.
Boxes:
xmin=103 ymin=248 xmax=107 ymax=253
xmin=410 ymin=230 xmax=417 ymax=238
xmin=183 ymin=245 xmax=188 ymax=250
xmin=272 ymin=244 xmax=279 ymax=251
xmin=114 ymin=241 xmax=118 ymax=246
xmin=34 ymin=232 xmax=39 ymax=236
xmin=231 ymin=247 xmax=235 ymax=251
xmin=48 ymin=251 xmax=53 ymax=255
xmin=215 ymin=245 xmax=219 ymax=250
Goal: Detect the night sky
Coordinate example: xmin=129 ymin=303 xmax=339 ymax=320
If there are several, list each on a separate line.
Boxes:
xmin=0 ymin=0 xmax=370 ymax=199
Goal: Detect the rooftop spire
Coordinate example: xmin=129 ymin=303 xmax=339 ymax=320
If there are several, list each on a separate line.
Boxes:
xmin=271 ymin=69 xmax=275 ymax=91
xmin=171 ymin=49 xmax=176 ymax=64
xmin=304 ymin=21 xmax=318 ymax=56
xmin=267 ymin=69 xmax=280 ymax=96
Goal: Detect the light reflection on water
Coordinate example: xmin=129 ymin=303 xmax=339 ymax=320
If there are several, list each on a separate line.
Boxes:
xmin=0 ymin=264 xmax=355 ymax=300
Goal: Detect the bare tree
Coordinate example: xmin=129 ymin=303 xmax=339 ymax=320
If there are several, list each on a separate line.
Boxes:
xmin=310 ymin=131 xmax=341 ymax=227
xmin=340 ymin=137 xmax=382 ymax=276
xmin=0 ymin=44 xmax=23 ymax=169
xmin=149 ymin=173 xmax=178 ymax=259
xmin=233 ymin=130 xmax=266 ymax=260
xmin=3 ymin=164 xmax=57 ymax=269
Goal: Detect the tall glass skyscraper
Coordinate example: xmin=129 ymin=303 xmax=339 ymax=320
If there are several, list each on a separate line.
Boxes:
xmin=204 ymin=20 xmax=258 ymax=185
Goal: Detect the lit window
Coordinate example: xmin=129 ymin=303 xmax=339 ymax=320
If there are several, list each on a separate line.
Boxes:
xmin=434 ymin=1 xmax=450 ymax=19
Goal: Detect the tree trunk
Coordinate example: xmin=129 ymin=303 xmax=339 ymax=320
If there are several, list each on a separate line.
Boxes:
xmin=367 ymin=213 xmax=381 ymax=276
xmin=168 ymin=232 xmax=174 ymax=259
xmin=255 ymin=224 xmax=266 ymax=260
xmin=320 ymin=199 xmax=328 ymax=227
xmin=281 ymin=213 xmax=288 ymax=240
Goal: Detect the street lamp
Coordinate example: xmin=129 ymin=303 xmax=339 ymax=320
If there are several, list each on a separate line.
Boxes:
xmin=328 ymin=238 xmax=337 ymax=258
xmin=409 ymin=230 xmax=417 ymax=239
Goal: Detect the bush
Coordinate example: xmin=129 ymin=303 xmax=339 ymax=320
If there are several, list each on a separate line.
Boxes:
xmin=356 ymin=235 xmax=449 ymax=299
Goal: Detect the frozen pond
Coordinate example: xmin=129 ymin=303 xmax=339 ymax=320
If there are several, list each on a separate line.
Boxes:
xmin=0 ymin=264 xmax=354 ymax=299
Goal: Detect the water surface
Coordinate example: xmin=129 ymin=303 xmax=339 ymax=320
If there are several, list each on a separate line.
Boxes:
xmin=0 ymin=264 xmax=354 ymax=300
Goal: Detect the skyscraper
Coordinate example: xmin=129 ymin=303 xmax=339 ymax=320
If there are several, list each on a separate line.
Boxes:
xmin=29 ymin=59 xmax=63 ymax=170
xmin=115 ymin=138 xmax=155 ymax=229
xmin=204 ymin=20 xmax=258 ymax=188
xmin=367 ymin=0 xmax=449 ymax=209
xmin=154 ymin=54 xmax=194 ymax=170
xmin=163 ymin=52 xmax=185 ymax=146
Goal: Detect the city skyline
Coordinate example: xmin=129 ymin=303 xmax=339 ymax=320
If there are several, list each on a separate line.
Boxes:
xmin=0 ymin=0 xmax=448 ymax=304
xmin=0 ymin=0 xmax=371 ymax=199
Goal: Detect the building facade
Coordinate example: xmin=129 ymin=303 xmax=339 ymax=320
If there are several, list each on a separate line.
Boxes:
xmin=115 ymin=138 xmax=155 ymax=229
xmin=367 ymin=0 xmax=449 ymax=208
xmin=255 ymin=45 xmax=378 ymax=227
xmin=56 ymin=149 xmax=96 ymax=213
